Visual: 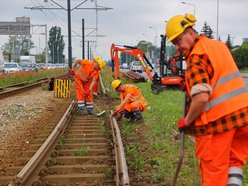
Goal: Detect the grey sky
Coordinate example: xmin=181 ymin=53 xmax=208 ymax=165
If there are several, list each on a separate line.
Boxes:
xmin=0 ymin=0 xmax=248 ymax=61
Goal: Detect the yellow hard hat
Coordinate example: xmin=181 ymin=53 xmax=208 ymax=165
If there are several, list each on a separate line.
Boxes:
xmin=166 ymin=13 xmax=196 ymax=42
xmin=94 ymin=56 xmax=101 ymax=62
xmin=98 ymin=59 xmax=106 ymax=69
xmin=111 ymin=79 xmax=121 ymax=90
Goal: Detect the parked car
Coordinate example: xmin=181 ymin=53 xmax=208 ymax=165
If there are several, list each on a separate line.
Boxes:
xmin=4 ymin=63 xmax=21 ymax=73
xmin=121 ymin=63 xmax=129 ymax=69
xmin=19 ymin=62 xmax=33 ymax=71
xmin=129 ymin=61 xmax=143 ymax=73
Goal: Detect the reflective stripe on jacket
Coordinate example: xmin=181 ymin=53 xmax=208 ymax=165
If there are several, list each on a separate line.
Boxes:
xmin=120 ymin=84 xmax=147 ymax=106
xmin=186 ymin=36 xmax=248 ymax=126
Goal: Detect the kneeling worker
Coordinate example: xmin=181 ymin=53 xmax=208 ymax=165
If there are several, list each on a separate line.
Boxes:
xmin=111 ymin=80 xmax=147 ymax=123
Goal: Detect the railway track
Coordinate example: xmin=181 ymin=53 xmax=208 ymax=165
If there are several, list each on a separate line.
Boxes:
xmin=0 ymin=74 xmax=69 ymax=100
xmin=0 ymin=76 xmax=129 ymax=186
xmin=122 ymin=71 xmax=146 ymax=83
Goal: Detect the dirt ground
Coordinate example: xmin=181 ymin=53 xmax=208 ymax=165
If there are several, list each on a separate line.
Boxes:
xmin=0 ymin=88 xmax=66 ymax=174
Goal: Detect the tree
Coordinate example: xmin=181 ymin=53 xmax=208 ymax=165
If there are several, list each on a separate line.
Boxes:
xmin=201 ymin=21 xmax=214 ymax=39
xmin=48 ymin=26 xmax=65 ymax=63
xmin=1 ymin=35 xmax=34 ymax=62
xmin=232 ymin=43 xmax=248 ymax=69
xmin=225 ymin=34 xmax=233 ymax=50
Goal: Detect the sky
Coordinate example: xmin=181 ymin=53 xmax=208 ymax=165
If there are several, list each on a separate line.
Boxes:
xmin=0 ymin=0 xmax=248 ymax=61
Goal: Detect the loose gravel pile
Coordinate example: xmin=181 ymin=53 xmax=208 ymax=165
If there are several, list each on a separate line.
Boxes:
xmin=0 ymin=88 xmax=65 ymax=174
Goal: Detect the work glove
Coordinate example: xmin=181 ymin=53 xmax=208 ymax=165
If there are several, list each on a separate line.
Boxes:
xmin=177 ymin=118 xmax=189 ymax=132
xmin=112 ymin=110 xmax=119 ymax=117
xmin=180 ymin=80 xmax=186 ymax=91
xmin=69 ymin=69 xmax=75 ymax=75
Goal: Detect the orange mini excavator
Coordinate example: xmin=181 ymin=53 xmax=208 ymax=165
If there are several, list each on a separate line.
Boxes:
xmin=110 ymin=35 xmax=185 ymax=94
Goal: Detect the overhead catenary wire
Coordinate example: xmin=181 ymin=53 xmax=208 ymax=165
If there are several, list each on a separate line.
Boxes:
xmin=27 ymin=0 xmax=112 ymax=58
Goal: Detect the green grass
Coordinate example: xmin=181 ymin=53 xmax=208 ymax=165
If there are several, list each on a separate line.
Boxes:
xmin=240 ymin=68 xmax=248 ymax=73
xmin=74 ymin=146 xmax=90 ymax=156
xmin=101 ymin=68 xmax=199 ymax=184
xmin=0 ymin=68 xmax=69 ymax=87
xmin=101 ymin=67 xmax=248 ymax=185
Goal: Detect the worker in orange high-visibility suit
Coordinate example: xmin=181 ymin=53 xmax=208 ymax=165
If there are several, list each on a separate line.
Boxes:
xmin=166 ymin=13 xmax=248 ymax=186
xmin=111 ymin=79 xmax=147 ymax=123
xmin=70 ymin=56 xmax=106 ymax=115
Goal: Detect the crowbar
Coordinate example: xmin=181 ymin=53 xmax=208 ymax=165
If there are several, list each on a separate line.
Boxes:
xmin=172 ymin=93 xmax=187 ymax=186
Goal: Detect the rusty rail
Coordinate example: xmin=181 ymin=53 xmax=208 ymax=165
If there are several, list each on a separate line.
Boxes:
xmin=109 ymin=110 xmax=130 ymax=186
xmin=8 ymin=100 xmax=76 ymax=186
xmin=122 ymin=71 xmax=146 ymax=83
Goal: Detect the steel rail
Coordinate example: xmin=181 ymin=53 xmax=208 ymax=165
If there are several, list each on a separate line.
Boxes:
xmin=0 ymin=73 xmax=70 ymax=99
xmin=109 ymin=110 xmax=130 ymax=186
xmin=8 ymin=100 xmax=76 ymax=186
xmin=0 ymin=80 xmax=48 ymax=99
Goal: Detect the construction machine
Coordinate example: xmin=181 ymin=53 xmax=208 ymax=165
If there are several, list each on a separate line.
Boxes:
xmin=110 ymin=35 xmax=185 ymax=94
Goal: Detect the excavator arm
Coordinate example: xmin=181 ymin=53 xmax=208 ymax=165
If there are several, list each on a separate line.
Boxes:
xmin=110 ymin=44 xmax=155 ymax=80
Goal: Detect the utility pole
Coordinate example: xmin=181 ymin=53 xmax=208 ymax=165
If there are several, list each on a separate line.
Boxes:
xmin=31 ymin=24 xmax=48 ymax=67
xmin=217 ymin=0 xmax=219 ymax=39
xmin=67 ymin=0 xmax=72 ymax=68
xmin=87 ymin=40 xmax=90 ymax=59
xmin=25 ymin=0 xmax=112 ymax=69
xmin=82 ymin=19 xmax=85 ymax=59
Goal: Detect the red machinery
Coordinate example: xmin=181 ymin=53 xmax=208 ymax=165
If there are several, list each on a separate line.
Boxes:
xmin=110 ymin=44 xmax=154 ymax=80
xmin=110 ymin=35 xmax=185 ymax=94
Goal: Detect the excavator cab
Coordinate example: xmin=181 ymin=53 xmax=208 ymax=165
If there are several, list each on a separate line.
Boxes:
xmin=151 ymin=35 xmax=185 ymax=94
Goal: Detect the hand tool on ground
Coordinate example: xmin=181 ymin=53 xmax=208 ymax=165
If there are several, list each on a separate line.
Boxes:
xmin=74 ymin=78 xmax=106 ymax=117
xmin=172 ymin=93 xmax=187 ymax=186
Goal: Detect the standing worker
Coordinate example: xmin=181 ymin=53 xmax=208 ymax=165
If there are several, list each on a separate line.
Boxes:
xmin=70 ymin=56 xmax=106 ymax=115
xmin=166 ymin=13 xmax=248 ymax=186
xmin=111 ymin=79 xmax=147 ymax=123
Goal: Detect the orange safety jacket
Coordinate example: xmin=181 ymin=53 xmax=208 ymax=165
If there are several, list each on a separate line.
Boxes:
xmin=186 ymin=36 xmax=248 ymax=126
xmin=120 ymin=84 xmax=147 ymax=109
xmin=76 ymin=60 xmax=99 ymax=82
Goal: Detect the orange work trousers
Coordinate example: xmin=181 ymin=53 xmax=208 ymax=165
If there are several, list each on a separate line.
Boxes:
xmin=120 ymin=101 xmax=147 ymax=113
xmin=195 ymin=124 xmax=248 ymax=186
xmin=75 ymin=75 xmax=93 ymax=102
xmin=93 ymin=77 xmax=99 ymax=94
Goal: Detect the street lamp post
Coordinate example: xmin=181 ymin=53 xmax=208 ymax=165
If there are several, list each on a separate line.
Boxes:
xmin=217 ymin=0 xmax=219 ymax=39
xmin=181 ymin=1 xmax=195 ymax=16
xmin=149 ymin=26 xmax=158 ymax=47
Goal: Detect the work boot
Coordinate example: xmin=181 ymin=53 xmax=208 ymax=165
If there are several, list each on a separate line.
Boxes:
xmin=77 ymin=108 xmax=87 ymax=116
xmin=77 ymin=103 xmax=87 ymax=116
xmin=131 ymin=109 xmax=144 ymax=124
xmin=124 ymin=111 xmax=134 ymax=119
xmin=87 ymin=109 xmax=94 ymax=115
xmin=86 ymin=102 xmax=94 ymax=115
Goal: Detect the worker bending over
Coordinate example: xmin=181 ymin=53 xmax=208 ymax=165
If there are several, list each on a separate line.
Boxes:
xmin=111 ymin=80 xmax=147 ymax=123
xmin=70 ymin=56 xmax=106 ymax=115
xmin=166 ymin=13 xmax=248 ymax=186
